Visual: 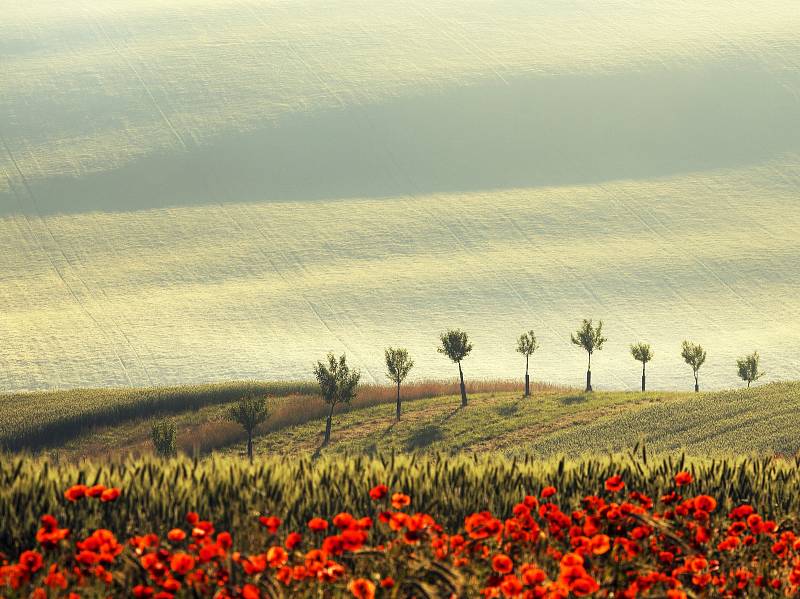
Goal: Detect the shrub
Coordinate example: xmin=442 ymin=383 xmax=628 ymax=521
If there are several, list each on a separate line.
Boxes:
xmin=150 ymin=420 xmax=177 ymax=457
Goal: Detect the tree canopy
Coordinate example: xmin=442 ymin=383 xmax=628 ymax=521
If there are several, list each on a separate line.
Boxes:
xmin=516 ymin=330 xmax=540 ymax=357
xmin=314 ymin=353 xmax=361 ymax=409
xmin=438 ymin=329 xmax=473 ymax=363
xmin=737 ymin=351 xmax=765 ymax=387
xmin=385 ymin=347 xmax=414 ymax=386
xmin=630 ymin=342 xmax=654 ymax=364
xmin=571 ymin=319 xmax=607 ymax=355
xmin=681 ymin=341 xmax=707 ymax=374
xmin=228 ymin=395 xmax=269 ymax=435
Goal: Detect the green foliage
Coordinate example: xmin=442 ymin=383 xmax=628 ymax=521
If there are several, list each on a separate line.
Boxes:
xmin=2 ymin=451 xmax=800 ymax=559
xmin=228 ymin=395 xmax=269 ymax=460
xmin=150 ymin=420 xmax=177 ymax=457
xmin=313 ymin=353 xmax=361 ymax=408
xmin=681 ymin=341 xmax=707 ymax=390
xmin=681 ymin=341 xmax=707 ymax=374
xmin=737 ymin=351 xmax=765 ymax=387
xmin=385 ymin=347 xmax=414 ymax=385
xmin=570 ymin=319 xmax=607 ymax=356
xmin=630 ymin=342 xmax=654 ymax=364
xmin=437 ymin=329 xmax=473 ymax=363
xmin=314 ymin=353 xmax=361 ymax=443
xmin=228 ymin=396 xmax=269 ymax=435
xmin=516 ymin=330 xmax=540 ymax=357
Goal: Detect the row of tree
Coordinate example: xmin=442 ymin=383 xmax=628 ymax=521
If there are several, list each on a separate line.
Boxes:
xmin=216 ymin=319 xmax=765 ymax=459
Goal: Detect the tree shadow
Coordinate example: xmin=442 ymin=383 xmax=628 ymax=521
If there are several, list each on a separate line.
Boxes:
xmin=560 ymin=395 xmax=588 ymax=406
xmin=404 ymin=424 xmax=444 ymax=451
xmin=494 ymin=402 xmax=521 ymax=417
xmin=441 ymin=406 xmax=463 ymax=422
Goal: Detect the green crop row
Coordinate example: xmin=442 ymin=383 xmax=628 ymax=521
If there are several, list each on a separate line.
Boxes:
xmin=3 ymin=450 xmax=800 ymax=558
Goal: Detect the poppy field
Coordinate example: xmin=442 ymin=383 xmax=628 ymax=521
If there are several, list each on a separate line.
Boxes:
xmin=2 ymin=451 xmax=800 ymax=597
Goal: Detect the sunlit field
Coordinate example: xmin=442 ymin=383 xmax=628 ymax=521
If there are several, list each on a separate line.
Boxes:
xmin=2 ymin=0 xmax=800 ymax=393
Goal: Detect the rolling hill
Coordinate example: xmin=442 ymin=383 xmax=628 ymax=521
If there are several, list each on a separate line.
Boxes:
xmin=2 ymin=0 xmax=800 ymax=392
xmin=6 ymin=380 xmax=797 ymax=461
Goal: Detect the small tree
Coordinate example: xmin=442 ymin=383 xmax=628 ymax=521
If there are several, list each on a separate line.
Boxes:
xmin=314 ymin=353 xmax=361 ymax=445
xmin=151 ymin=420 xmax=176 ymax=457
xmin=736 ymin=351 xmax=764 ymax=388
xmin=438 ymin=329 xmax=473 ymax=407
xmin=630 ymin=342 xmax=654 ymax=392
xmin=516 ymin=330 xmax=540 ymax=397
xmin=385 ymin=347 xmax=414 ymax=420
xmin=571 ymin=319 xmax=607 ymax=392
xmin=228 ymin=395 xmax=269 ymax=461
xmin=681 ymin=341 xmax=707 ymax=392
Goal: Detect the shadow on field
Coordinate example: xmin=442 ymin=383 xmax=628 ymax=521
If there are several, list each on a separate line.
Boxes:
xmin=560 ymin=395 xmax=588 ymax=406
xmin=495 ymin=402 xmax=521 ymax=417
xmin=4 ymin=58 xmax=799 ymax=216
xmin=405 ymin=424 xmax=444 ymax=451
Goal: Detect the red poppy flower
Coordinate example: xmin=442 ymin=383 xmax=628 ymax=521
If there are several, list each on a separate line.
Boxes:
xmin=259 ymin=516 xmax=282 ymax=533
xmin=308 ymin=518 xmax=329 ymax=532
xmin=348 ymin=578 xmax=376 ymax=599
xmin=541 ymin=486 xmax=557 ymax=499
xmin=492 ymin=553 xmax=514 ymax=574
xmin=604 ymin=475 xmax=625 ymax=493
xmin=100 ymin=488 xmax=120 ymax=502
xmin=391 ymin=493 xmax=411 ymax=509
xmin=369 ymin=485 xmax=388 ymax=500
xmin=167 ymin=529 xmax=186 ymax=543
xmin=674 ymin=471 xmax=693 ymax=487
xmin=266 ymin=546 xmax=288 ymax=567
xmin=19 ymin=550 xmax=43 ymax=573
xmin=87 ymin=484 xmax=106 ymax=498
xmin=694 ymin=495 xmax=717 ymax=513
xmin=64 ymin=485 xmax=88 ymax=502
xmin=169 ymin=552 xmax=195 ymax=575
xmin=380 ymin=577 xmax=395 ymax=588
xmin=729 ymin=504 xmax=755 ymax=520
xmin=500 ymin=574 xmax=524 ymax=596
xmin=333 ymin=512 xmax=356 ymax=529
xmin=285 ymin=532 xmax=302 ymax=550
xmin=570 ymin=576 xmax=600 ymax=596
xmin=216 ymin=531 xmax=233 ymax=549
xmin=521 ymin=564 xmax=546 ymax=585
xmin=242 ymin=584 xmax=260 ymax=599
xmin=590 ymin=534 xmax=611 ymax=555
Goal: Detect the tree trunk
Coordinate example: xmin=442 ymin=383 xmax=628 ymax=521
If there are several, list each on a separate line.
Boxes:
xmin=747 ymin=380 xmax=751 ymax=389
xmin=694 ymin=374 xmax=699 ymax=393
xmin=641 ymin=363 xmax=646 ymax=392
xmin=586 ymin=353 xmax=592 ymax=392
xmin=247 ymin=431 xmax=253 ymax=462
xmin=396 ymin=382 xmax=401 ymax=420
xmin=458 ymin=362 xmax=467 ymax=407
xmin=324 ymin=403 xmax=334 ymax=445
xmin=524 ymin=355 xmax=530 ymax=397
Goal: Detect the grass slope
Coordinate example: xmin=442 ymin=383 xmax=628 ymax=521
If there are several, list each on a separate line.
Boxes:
xmin=235 ymin=383 xmax=800 ymax=459
xmin=524 ymin=382 xmax=800 ymax=457
xmin=6 ymin=380 xmax=796 ymax=460
xmin=0 ymin=379 xmax=541 ymax=454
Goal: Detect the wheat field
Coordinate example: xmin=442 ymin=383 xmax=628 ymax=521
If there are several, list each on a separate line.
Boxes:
xmin=2 ymin=0 xmax=799 ymax=392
